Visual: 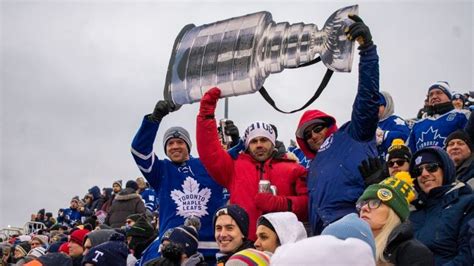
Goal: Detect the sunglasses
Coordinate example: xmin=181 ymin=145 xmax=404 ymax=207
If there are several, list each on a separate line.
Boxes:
xmin=387 ymin=159 xmax=407 ymax=168
xmin=303 ymin=124 xmax=327 ymax=140
xmin=412 ymin=163 xmax=440 ymax=177
xmin=356 ymin=198 xmax=382 ymax=212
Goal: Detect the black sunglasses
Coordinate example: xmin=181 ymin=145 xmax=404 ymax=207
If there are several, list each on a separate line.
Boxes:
xmin=387 ymin=159 xmax=407 ymax=168
xmin=303 ymin=124 xmax=327 ymax=140
xmin=412 ymin=163 xmax=440 ymax=177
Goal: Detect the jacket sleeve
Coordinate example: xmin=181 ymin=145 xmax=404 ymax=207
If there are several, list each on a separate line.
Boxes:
xmin=130 ymin=116 xmax=165 ymax=192
xmin=348 ymin=45 xmax=380 ymax=142
xmin=136 ymin=198 xmax=147 ymax=215
xmin=464 ymin=111 xmax=474 ymax=140
xmin=196 ymin=114 xmax=235 ymax=189
xmin=444 ymin=199 xmax=474 ymax=266
xmin=286 ymin=167 xmax=309 ymax=221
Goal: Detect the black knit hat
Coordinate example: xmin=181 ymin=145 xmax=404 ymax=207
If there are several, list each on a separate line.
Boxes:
xmin=213 ymin=204 xmax=249 ymax=238
xmin=168 ymin=226 xmax=199 ymax=257
xmin=387 ymin=139 xmax=412 ymax=162
xmin=126 ymin=217 xmax=154 ymax=239
xmin=445 ymin=130 xmax=473 ymax=152
xmin=125 ymin=180 xmax=139 ymax=192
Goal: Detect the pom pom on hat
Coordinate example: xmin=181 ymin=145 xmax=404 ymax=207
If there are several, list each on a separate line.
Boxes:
xmin=358 ymin=172 xmax=416 ymax=221
xmin=387 ymin=138 xmax=412 ymax=162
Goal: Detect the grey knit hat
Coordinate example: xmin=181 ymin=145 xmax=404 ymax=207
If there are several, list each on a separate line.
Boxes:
xmin=163 ymin=127 xmax=192 ymax=154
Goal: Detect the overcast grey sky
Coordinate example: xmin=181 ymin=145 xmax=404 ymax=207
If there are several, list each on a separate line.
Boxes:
xmin=1 ymin=0 xmax=472 ymax=229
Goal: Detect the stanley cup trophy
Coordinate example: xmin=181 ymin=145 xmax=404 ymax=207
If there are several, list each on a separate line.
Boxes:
xmin=164 ymin=5 xmax=359 ymax=107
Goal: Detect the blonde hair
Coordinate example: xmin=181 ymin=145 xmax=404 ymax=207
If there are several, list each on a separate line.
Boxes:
xmin=375 ymin=208 xmax=401 ymax=264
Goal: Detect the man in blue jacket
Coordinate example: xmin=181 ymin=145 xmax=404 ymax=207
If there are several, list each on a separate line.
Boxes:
xmin=409 ymin=146 xmax=473 ymax=265
xmin=130 ymin=101 xmax=226 ymax=265
xmin=295 ymin=15 xmax=380 ymax=235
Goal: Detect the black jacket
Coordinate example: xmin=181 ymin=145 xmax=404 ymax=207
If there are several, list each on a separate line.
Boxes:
xmin=384 ymin=222 xmax=434 ymax=266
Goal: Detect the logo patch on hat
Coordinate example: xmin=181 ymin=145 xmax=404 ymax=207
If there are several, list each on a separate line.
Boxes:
xmin=377 ymin=188 xmax=393 ymax=202
xmin=415 ymin=156 xmax=422 ymax=166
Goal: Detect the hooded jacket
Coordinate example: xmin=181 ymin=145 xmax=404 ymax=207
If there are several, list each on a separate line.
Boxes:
xmin=105 ymin=188 xmax=146 ymax=228
xmin=131 ymin=116 xmax=226 ymax=264
xmin=297 ymin=45 xmax=380 ymax=235
xmin=409 ymin=146 xmax=474 ymax=266
xmin=377 ymin=91 xmax=410 ymax=159
xmin=383 ymin=222 xmax=434 ymax=265
xmin=261 ymin=212 xmax=307 ymax=246
xmin=196 ymin=115 xmax=309 ymax=241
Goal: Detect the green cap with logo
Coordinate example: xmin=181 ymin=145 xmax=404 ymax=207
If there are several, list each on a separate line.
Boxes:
xmin=358 ymin=172 xmax=416 ymax=221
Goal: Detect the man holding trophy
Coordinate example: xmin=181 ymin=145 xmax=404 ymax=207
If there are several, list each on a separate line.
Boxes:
xmin=295 ymin=15 xmax=381 ymax=235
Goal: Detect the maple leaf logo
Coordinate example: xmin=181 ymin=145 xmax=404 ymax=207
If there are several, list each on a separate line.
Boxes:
xmin=416 ymin=126 xmax=447 ymax=150
xmin=170 ymin=176 xmax=212 ymax=218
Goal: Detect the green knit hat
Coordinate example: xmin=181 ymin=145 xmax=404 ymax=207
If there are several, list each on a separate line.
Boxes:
xmin=358 ymin=172 xmax=416 ymax=221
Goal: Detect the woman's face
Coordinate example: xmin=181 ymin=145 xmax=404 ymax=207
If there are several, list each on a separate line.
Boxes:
xmin=359 ymin=200 xmax=390 ymax=235
xmin=254 ymin=225 xmax=279 ymax=253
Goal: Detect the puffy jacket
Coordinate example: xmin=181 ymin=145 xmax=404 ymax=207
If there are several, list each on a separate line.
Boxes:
xmin=409 ymin=146 xmax=474 ymax=266
xmin=105 ymin=188 xmax=146 ymax=228
xmin=196 ymin=115 xmax=308 ymax=241
xmin=300 ymin=45 xmax=380 ymax=235
xmin=384 ymin=222 xmax=434 ymax=265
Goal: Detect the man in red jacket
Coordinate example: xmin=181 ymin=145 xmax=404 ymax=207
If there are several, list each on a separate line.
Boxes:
xmin=196 ymin=87 xmax=308 ymax=241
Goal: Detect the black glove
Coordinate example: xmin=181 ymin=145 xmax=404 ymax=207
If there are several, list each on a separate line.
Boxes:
xmin=149 ymin=100 xmax=175 ymax=122
xmin=358 ymin=157 xmax=387 ymax=187
xmin=346 ymin=14 xmax=373 ymax=50
xmin=224 ymin=120 xmax=240 ymax=147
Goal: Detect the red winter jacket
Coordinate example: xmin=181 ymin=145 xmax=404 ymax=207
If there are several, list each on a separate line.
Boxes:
xmin=197 ymin=113 xmax=308 ymax=241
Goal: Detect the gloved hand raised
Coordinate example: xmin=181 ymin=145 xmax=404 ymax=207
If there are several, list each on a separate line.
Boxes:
xmin=149 ymin=100 xmax=176 ymax=122
xmin=255 ymin=193 xmax=290 ymax=213
xmin=199 ymin=87 xmax=221 ymax=118
xmin=358 ymin=157 xmax=387 ymax=187
xmin=224 ymin=120 xmax=240 ymax=146
xmin=346 ymin=14 xmax=373 ymax=50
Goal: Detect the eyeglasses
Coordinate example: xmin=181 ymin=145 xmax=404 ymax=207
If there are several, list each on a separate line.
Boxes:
xmin=412 ymin=163 xmax=440 ymax=177
xmin=303 ymin=124 xmax=327 ymax=140
xmin=356 ymin=199 xmax=382 ymax=212
xmin=387 ymin=159 xmax=407 ymax=168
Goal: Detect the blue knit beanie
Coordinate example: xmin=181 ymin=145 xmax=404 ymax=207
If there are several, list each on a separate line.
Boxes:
xmin=82 ymin=233 xmax=128 ymax=266
xmin=428 ymin=81 xmax=452 ymax=100
xmin=321 ymin=213 xmax=376 ymax=259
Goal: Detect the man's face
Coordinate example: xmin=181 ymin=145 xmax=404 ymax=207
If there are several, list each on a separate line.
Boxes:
xmin=415 ymin=163 xmax=444 ymax=194
xmin=112 ymin=184 xmax=121 ymax=193
xmin=70 ymin=200 xmax=78 ymax=209
xmin=387 ymin=158 xmax=410 ymax=176
xmin=214 ymin=215 xmax=244 ymax=254
xmin=303 ymin=123 xmax=329 ymax=152
xmin=68 ymin=241 xmax=84 ymax=258
xmin=428 ymin=89 xmax=450 ymax=106
xmin=446 ymin=139 xmax=471 ymax=166
xmin=166 ymin=138 xmax=190 ymax=163
xmin=452 ymin=98 xmax=464 ymax=109
xmin=248 ymin=137 xmax=274 ymax=162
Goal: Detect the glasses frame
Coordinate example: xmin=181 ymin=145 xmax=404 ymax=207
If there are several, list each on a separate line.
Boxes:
xmin=387 ymin=159 xmax=407 ymax=168
xmin=356 ymin=198 xmax=382 ymax=212
xmin=303 ymin=124 xmax=327 ymax=140
xmin=412 ymin=162 xmax=440 ymax=177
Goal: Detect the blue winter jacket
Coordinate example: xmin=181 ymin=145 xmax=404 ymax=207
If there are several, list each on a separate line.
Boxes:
xmin=306 ymin=45 xmax=379 ymax=235
xmin=130 ymin=117 xmax=226 ymax=264
xmin=378 ymin=114 xmax=410 ymax=158
xmin=409 ymin=147 xmax=474 ymax=266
